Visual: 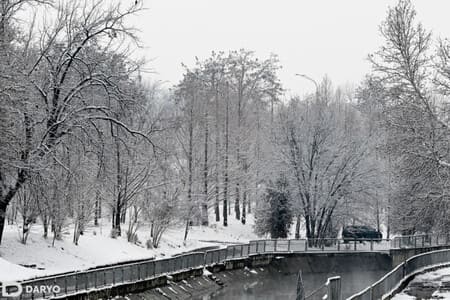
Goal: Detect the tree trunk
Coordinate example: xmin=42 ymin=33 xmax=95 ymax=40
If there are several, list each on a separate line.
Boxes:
xmin=114 ymin=201 xmax=122 ymax=236
xmin=7 ymin=200 xmax=15 ymax=225
xmin=184 ymin=219 xmax=189 ymax=242
xmin=247 ymin=192 xmax=251 ymax=214
xmin=202 ymin=108 xmax=209 ymax=226
xmin=253 ymin=101 xmax=261 ymax=214
xmin=242 ymin=162 xmax=249 ymax=225
xmin=214 ymin=89 xmax=220 ymax=222
xmin=295 ymin=215 xmax=301 ymax=239
xmin=43 ymin=215 xmax=48 ymax=238
xmin=185 ymin=91 xmax=195 ymax=240
xmin=0 ymin=204 xmax=6 ymax=244
xmin=235 ymin=183 xmax=240 ymax=220
xmin=120 ymin=167 xmax=129 ymax=224
xmin=223 ymin=84 xmax=229 ymax=227
xmin=242 ymin=189 xmax=246 ymax=225
xmin=114 ymin=127 xmax=122 ymax=236
xmin=94 ymin=190 xmax=100 ymax=226
xmin=150 ymin=221 xmax=154 ymax=238
xmin=0 ymin=169 xmax=28 ymax=244
xmin=234 ymin=78 xmax=243 ymax=221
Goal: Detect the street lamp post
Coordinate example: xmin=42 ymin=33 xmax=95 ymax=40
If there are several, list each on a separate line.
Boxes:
xmin=295 ymin=73 xmax=319 ymax=91
xmin=295 ymin=73 xmax=320 ymax=102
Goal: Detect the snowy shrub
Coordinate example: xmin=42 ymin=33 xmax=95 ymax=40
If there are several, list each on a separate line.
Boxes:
xmin=110 ymin=228 xmax=120 ymax=239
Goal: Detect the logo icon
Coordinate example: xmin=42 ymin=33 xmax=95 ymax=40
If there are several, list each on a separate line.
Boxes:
xmin=1 ymin=282 xmax=23 ymax=297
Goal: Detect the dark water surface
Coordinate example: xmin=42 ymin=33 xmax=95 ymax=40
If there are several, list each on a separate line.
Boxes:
xmin=198 ymin=253 xmax=392 ymax=300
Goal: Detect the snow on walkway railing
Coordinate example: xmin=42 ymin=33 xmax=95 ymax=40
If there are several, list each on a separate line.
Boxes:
xmin=8 ymin=233 xmax=450 ymax=300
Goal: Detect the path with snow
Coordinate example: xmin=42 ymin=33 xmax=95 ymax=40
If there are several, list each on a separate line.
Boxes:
xmin=0 ymin=214 xmax=260 ymax=281
xmin=392 ymin=267 xmax=450 ymax=299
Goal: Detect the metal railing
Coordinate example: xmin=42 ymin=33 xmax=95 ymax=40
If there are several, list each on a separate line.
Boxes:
xmin=347 ymin=248 xmax=450 ymax=300
xmin=18 ymin=252 xmax=205 ymax=300
xmin=390 ymin=234 xmax=450 ymax=249
xmin=11 ymin=233 xmax=450 ymax=299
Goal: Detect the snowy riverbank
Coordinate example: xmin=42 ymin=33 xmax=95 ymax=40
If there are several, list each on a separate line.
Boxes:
xmin=0 ymin=215 xmax=259 ymax=281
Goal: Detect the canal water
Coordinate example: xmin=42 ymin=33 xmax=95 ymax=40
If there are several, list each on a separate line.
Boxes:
xmin=196 ymin=253 xmax=392 ymax=300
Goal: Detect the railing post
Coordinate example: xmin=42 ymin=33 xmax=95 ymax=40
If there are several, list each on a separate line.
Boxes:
xmin=263 ymin=240 xmax=266 ymax=253
xmin=274 ymin=239 xmax=278 ymax=252
xmin=354 ymin=240 xmax=357 ymax=251
xmin=64 ymin=276 xmax=67 ymax=294
xmin=337 ymin=240 xmax=340 ymax=251
xmin=370 ymin=240 xmax=373 ymax=251
xmin=288 ymin=240 xmax=291 ymax=252
xmin=94 ymin=271 xmax=97 ymax=288
xmin=305 ymin=239 xmax=308 ymax=252
xmin=327 ymin=276 xmax=341 ymax=300
xmin=75 ymin=274 xmax=78 ymax=292
xmin=137 ymin=264 xmax=141 ymax=280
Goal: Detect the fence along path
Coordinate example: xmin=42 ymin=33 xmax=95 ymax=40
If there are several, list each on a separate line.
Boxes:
xmin=347 ymin=248 xmax=450 ymax=300
xmin=14 ymin=234 xmax=450 ymax=300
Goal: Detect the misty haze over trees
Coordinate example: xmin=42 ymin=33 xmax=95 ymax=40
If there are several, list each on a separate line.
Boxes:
xmin=0 ymin=0 xmax=448 ymax=250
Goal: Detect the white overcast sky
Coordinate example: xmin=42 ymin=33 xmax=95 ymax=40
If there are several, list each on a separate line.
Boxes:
xmin=129 ymin=0 xmax=450 ymax=96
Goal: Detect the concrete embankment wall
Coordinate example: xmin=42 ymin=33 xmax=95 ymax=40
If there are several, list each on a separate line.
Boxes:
xmin=61 ymin=247 xmax=450 ymax=299
xmin=218 ymin=252 xmax=392 ymax=274
xmin=272 ymin=252 xmax=392 ymax=274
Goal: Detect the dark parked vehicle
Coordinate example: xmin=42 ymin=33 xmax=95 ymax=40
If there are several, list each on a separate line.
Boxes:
xmin=342 ymin=225 xmax=382 ymax=243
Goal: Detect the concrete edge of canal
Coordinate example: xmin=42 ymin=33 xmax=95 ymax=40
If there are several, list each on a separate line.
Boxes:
xmin=53 ymin=246 xmax=450 ymax=300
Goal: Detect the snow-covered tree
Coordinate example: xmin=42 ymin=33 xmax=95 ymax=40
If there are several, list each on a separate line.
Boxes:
xmin=255 ymin=174 xmax=293 ymax=239
xmin=366 ymin=0 xmax=450 ymax=234
xmin=276 ymin=79 xmax=380 ymax=241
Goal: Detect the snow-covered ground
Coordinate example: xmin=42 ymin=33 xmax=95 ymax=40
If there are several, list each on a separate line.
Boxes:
xmin=392 ymin=267 xmax=450 ymax=299
xmin=0 ymin=214 xmax=259 ymax=281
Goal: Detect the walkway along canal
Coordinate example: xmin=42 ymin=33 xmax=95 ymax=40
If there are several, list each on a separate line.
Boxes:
xmin=10 ymin=234 xmax=450 ymax=299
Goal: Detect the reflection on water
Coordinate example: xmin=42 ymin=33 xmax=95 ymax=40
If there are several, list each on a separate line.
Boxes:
xmin=198 ymin=268 xmax=386 ymax=300
xmin=197 ymin=255 xmax=391 ymax=300
xmin=133 ymin=253 xmax=392 ymax=300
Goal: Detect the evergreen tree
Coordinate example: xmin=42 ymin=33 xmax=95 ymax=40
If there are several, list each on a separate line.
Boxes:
xmin=255 ymin=175 xmax=293 ymax=238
